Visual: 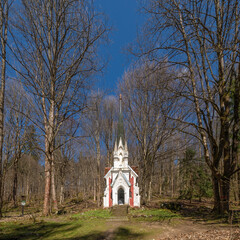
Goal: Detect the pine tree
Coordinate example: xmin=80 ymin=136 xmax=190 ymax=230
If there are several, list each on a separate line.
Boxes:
xmin=179 ymin=148 xmax=212 ymax=202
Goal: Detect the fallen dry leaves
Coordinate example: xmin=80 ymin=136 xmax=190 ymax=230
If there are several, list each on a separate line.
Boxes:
xmin=159 ymin=228 xmax=240 ymax=240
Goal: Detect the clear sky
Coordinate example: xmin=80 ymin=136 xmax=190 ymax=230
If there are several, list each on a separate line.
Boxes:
xmin=97 ymin=0 xmax=145 ymax=93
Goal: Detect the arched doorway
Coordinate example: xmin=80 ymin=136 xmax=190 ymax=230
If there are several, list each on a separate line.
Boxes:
xmin=118 ymin=188 xmax=124 ymax=205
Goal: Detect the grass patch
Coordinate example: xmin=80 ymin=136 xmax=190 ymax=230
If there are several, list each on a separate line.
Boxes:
xmin=0 ymin=217 xmax=108 ymax=240
xmin=70 ymin=208 xmax=112 ymax=220
xmin=129 ymin=208 xmax=180 ymax=222
xmin=0 ymin=209 xmax=114 ymax=240
xmin=0 ymin=216 xmax=148 ymax=240
xmin=0 ymin=208 xmax=180 ymax=239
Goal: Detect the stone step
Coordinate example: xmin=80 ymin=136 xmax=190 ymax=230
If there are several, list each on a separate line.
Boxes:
xmin=111 ymin=205 xmax=129 ymax=217
xmin=108 ymin=216 xmax=129 ymax=222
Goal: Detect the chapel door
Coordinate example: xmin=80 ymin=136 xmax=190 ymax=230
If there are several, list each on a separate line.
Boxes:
xmin=118 ymin=188 xmax=124 ymax=205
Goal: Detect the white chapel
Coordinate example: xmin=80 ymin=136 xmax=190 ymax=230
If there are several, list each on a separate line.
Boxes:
xmin=103 ymin=95 xmax=140 ymax=208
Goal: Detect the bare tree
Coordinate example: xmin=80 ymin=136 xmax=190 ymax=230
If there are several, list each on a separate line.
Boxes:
xmin=101 ymin=96 xmax=117 ymax=167
xmin=140 ymin=0 xmax=240 ymax=214
xmin=82 ymin=91 xmax=104 ymax=207
xmin=119 ymin=61 xmax=177 ymax=204
xmin=13 ymin=0 xmax=108 ymax=215
xmin=54 ymin=121 xmax=77 ymax=205
xmin=5 ymin=82 xmax=30 ymax=207
xmin=0 ymin=0 xmax=12 ymax=218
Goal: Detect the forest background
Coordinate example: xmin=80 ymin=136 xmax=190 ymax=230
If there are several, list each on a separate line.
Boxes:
xmin=0 ymin=0 xmax=239 ymax=218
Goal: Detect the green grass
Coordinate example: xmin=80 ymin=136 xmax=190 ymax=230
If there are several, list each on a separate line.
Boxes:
xmin=70 ymin=209 xmax=112 ymax=220
xmin=0 ymin=215 xmax=109 ymax=239
xmin=0 ymin=209 xmax=141 ymax=240
xmin=0 ymin=208 xmax=180 ymax=239
xmin=129 ymin=208 xmax=180 ymax=222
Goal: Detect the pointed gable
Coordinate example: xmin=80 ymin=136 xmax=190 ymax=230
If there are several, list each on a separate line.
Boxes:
xmin=111 ymin=171 xmax=131 ymax=187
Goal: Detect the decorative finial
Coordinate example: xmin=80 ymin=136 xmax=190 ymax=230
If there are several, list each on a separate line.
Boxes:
xmin=119 ymin=94 xmax=122 ymax=114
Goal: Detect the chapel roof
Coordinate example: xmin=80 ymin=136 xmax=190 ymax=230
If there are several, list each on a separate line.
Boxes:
xmin=104 ymin=166 xmax=139 ymax=178
xmin=104 ymin=167 xmax=111 ymax=175
xmin=131 ymin=166 xmax=139 ymax=175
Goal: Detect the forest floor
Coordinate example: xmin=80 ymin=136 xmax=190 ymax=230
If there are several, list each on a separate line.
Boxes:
xmin=0 ymin=198 xmax=240 ymax=239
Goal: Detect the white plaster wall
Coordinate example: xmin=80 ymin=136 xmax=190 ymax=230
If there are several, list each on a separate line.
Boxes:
xmin=112 ymin=172 xmax=115 ymax=182
xmin=103 ymin=184 xmax=109 ymax=207
xmin=134 ymin=185 xmax=140 ymax=207
xmin=103 ymin=194 xmax=108 ymax=207
xmin=122 ymin=158 xmax=128 ymax=168
xmin=113 ymin=157 xmax=120 ymax=168
xmin=123 ymin=172 xmax=129 ymax=179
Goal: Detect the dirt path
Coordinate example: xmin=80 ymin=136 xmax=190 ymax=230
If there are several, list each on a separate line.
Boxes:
xmin=157 ymin=221 xmax=240 ymax=240
xmin=103 ymin=218 xmax=240 ymax=240
xmin=104 ymin=205 xmax=240 ymax=239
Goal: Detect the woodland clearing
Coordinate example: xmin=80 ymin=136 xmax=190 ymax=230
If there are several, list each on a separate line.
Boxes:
xmin=0 ymin=198 xmax=239 ymax=239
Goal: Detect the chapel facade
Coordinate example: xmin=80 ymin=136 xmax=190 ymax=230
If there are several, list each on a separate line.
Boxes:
xmin=103 ymin=95 xmax=140 ymax=208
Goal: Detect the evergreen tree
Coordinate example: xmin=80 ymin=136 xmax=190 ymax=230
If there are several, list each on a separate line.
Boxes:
xmin=24 ymin=125 xmax=39 ymax=160
xmin=179 ymin=148 xmax=212 ymax=202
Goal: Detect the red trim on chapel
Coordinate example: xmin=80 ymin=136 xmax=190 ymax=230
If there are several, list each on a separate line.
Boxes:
xmin=109 ymin=178 xmax=112 ymax=207
xmin=129 ymin=175 xmax=134 ymax=207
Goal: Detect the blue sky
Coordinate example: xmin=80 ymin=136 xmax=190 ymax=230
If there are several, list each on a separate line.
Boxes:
xmin=97 ymin=0 xmax=145 ymax=93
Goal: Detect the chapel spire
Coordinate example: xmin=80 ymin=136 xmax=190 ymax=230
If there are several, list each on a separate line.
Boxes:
xmin=120 ymin=94 xmax=122 ymax=114
xmin=116 ymin=94 xmax=125 ymax=147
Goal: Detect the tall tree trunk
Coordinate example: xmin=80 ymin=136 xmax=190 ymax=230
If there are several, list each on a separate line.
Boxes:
xmin=96 ymin=133 xmax=101 ymax=207
xmin=147 ymin=173 xmax=152 ymax=202
xmin=140 ymin=157 xmax=147 ymax=205
xmin=232 ymin=174 xmax=238 ymax=203
xmin=0 ymin=1 xmax=8 ymax=218
xmin=171 ymin=157 xmax=174 ymax=198
xmin=59 ymin=184 xmax=64 ymax=205
xmin=147 ymin=180 xmax=152 ymax=202
xmin=238 ymin=170 xmax=240 ymax=205
xmin=43 ymin=1 xmax=57 ymax=215
xmin=43 ymin=159 xmax=51 ymax=215
xmin=147 ymin=158 xmax=154 ymax=202
xmin=12 ymin=161 xmax=18 ymax=207
xmin=26 ymin=172 xmax=30 ymax=202
xmin=212 ymin=175 xmax=221 ymax=214
xmin=51 ymin=160 xmax=58 ymax=212
xmin=43 ymin=134 xmax=51 ymax=215
xmin=12 ymin=130 xmax=20 ymax=207
xmin=43 ymin=150 xmax=51 ymax=215
xmin=219 ymin=177 xmax=230 ymax=213
xmin=233 ymin=63 xmax=240 ymax=205
xmin=93 ymin=178 xmax=96 ymax=201
xmin=159 ymin=162 xmax=163 ymax=196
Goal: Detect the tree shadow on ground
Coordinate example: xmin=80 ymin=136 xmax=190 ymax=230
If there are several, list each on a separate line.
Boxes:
xmin=0 ymin=221 xmax=81 ymax=240
xmin=169 ymin=200 xmax=240 ymax=225
xmin=66 ymin=227 xmax=145 ymax=240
